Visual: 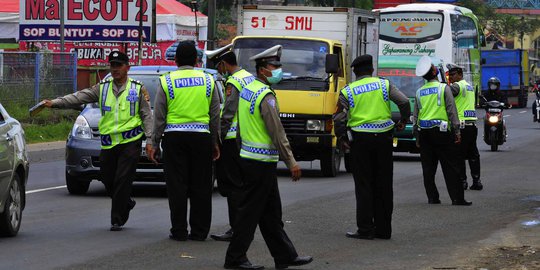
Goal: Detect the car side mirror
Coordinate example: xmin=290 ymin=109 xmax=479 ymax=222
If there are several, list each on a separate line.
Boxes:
xmin=325 ymin=54 xmax=339 ymax=74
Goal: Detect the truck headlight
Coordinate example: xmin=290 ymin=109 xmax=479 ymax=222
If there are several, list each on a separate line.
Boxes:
xmin=72 ymin=115 xmax=92 ymax=139
xmin=306 ymin=120 xmax=324 ymax=131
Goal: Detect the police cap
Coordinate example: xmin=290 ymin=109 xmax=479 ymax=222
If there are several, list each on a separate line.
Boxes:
xmin=446 ymin=62 xmax=464 ymax=73
xmin=415 ymin=55 xmax=433 ymax=77
xmin=249 ymin=45 xmax=282 ymax=67
xmin=350 ymin=54 xmax=373 ymax=68
xmin=206 ymin=44 xmax=234 ymax=64
xmin=108 ymin=51 xmax=129 ymax=65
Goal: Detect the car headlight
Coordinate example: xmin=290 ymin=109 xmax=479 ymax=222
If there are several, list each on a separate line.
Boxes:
xmin=306 ymin=120 xmax=324 ymax=131
xmin=488 ymin=115 xmax=499 ymax=124
xmin=72 ymin=115 xmax=92 ymax=139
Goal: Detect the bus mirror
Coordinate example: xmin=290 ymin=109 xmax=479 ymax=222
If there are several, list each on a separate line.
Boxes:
xmin=481 ymin=58 xmax=486 ymax=65
xmin=326 ymin=54 xmax=339 ymax=74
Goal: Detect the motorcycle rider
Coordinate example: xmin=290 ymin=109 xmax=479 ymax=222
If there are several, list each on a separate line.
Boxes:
xmin=532 ymin=80 xmax=540 ymax=122
xmin=481 ymin=77 xmax=509 ymax=105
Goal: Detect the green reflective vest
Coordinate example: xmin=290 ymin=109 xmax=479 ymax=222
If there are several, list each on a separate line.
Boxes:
xmin=224 ymin=69 xmax=256 ymax=139
xmin=159 ymin=69 xmax=214 ymax=133
xmin=416 ymin=81 xmax=449 ymax=129
xmin=238 ymin=79 xmax=279 ymax=162
xmin=454 ymin=80 xmax=477 ymax=121
xmin=341 ymin=77 xmax=394 ymax=133
xmin=98 ymin=78 xmax=143 ymax=149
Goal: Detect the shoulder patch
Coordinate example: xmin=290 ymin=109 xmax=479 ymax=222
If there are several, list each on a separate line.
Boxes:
xmin=131 ymin=79 xmax=143 ymax=85
xmin=99 ymin=77 xmax=113 ymax=84
xmin=141 ymin=88 xmax=150 ymax=102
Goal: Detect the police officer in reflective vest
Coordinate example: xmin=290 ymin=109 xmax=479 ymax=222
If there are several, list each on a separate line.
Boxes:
xmin=42 ymin=51 xmax=154 ymax=231
xmin=447 ymin=63 xmax=482 ymax=191
xmin=150 ymin=41 xmax=221 ymax=241
xmin=333 ymin=55 xmax=411 ymax=240
xmin=413 ymin=56 xmax=471 ymax=206
xmin=224 ymin=45 xmax=312 ymax=270
xmin=206 ymin=44 xmax=256 ymax=242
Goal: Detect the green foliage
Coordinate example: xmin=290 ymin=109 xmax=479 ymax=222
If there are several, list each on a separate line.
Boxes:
xmin=305 ymin=0 xmax=372 ymax=9
xmin=3 ymin=101 xmax=78 ymax=144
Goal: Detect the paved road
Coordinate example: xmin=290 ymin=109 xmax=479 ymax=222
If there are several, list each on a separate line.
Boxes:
xmin=1 ymin=103 xmax=539 ymax=270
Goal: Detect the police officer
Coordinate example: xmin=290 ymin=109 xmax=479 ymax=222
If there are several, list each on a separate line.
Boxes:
xmin=149 ymin=41 xmax=221 ymax=241
xmin=447 ymin=63 xmax=482 ymax=191
xmin=333 ymin=55 xmax=410 ymax=240
xmin=413 ymin=56 xmax=471 ymax=206
xmin=224 ymin=45 xmax=312 ymax=270
xmin=206 ymin=44 xmax=256 ymax=242
xmin=42 ymin=51 xmax=153 ymax=231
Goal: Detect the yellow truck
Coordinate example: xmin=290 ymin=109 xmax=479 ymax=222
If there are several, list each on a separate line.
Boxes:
xmin=231 ymin=5 xmax=379 ymax=176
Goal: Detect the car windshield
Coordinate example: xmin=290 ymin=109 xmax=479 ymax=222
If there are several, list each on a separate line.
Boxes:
xmin=378 ymin=68 xmax=424 ymax=97
xmin=234 ymin=38 xmax=329 ymax=91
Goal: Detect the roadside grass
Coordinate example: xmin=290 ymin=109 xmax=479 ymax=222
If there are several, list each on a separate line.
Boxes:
xmin=3 ymin=101 xmax=78 ymax=144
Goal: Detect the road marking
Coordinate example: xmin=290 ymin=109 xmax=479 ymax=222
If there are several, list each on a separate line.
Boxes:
xmin=520 ymin=111 xmax=527 ymax=114
xmin=26 ymin=185 xmax=66 ymax=194
xmin=504 ymin=115 xmax=510 ymax=118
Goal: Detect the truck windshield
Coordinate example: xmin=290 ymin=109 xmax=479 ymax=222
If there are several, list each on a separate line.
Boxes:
xmin=378 ymin=68 xmax=424 ymax=97
xmin=234 ymin=38 xmax=329 ymax=91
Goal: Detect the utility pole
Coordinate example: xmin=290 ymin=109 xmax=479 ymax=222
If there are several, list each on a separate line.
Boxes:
xmin=208 ymin=0 xmax=216 ymax=51
xmin=60 ymin=0 xmax=65 ymax=52
xmin=138 ymin=0 xmax=144 ymax=66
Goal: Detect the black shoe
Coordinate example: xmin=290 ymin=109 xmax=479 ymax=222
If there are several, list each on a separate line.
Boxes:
xmin=169 ymin=234 xmax=188 ymax=241
xmin=462 ymin=181 xmax=468 ymax=190
xmin=110 ymin=224 xmax=123 ymax=231
xmin=224 ymin=261 xmax=264 ymax=270
xmin=345 ymin=231 xmax=374 ymax=240
xmin=275 ymin=256 xmax=313 ymax=269
xmin=428 ymin=199 xmax=441 ymax=204
xmin=188 ymin=234 xmax=206 ymax=241
xmin=211 ymin=229 xmax=233 ymax=241
xmin=470 ymin=181 xmax=483 ymax=190
xmin=452 ymin=200 xmax=472 ymax=206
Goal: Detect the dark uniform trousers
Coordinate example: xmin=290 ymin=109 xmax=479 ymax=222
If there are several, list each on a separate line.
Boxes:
xmin=419 ymin=129 xmax=464 ymax=202
xmin=99 ymin=139 xmax=141 ymax=226
xmin=351 ymin=131 xmax=394 ymax=237
xmin=225 ymin=159 xmax=298 ymax=265
xmin=458 ymin=125 xmax=480 ymax=182
xmin=162 ymin=132 xmax=213 ymax=238
xmin=216 ymin=139 xmax=243 ymax=228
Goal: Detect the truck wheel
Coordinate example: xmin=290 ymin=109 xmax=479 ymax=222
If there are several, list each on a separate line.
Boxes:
xmin=0 ymin=174 xmax=23 ymax=237
xmin=65 ymin=172 xmax=91 ymax=195
xmin=344 ymin=153 xmax=353 ymax=173
xmin=321 ymin=148 xmax=341 ymax=177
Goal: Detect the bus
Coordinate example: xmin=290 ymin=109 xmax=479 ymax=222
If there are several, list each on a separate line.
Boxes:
xmin=376 ymin=3 xmax=485 ymax=153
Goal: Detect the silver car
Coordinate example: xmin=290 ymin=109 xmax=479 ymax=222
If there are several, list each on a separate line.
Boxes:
xmin=0 ymin=103 xmax=29 ymax=236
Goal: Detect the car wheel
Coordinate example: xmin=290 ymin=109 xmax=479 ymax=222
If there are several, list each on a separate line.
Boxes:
xmin=0 ymin=173 xmax=23 ymax=237
xmin=65 ymin=172 xmax=91 ymax=195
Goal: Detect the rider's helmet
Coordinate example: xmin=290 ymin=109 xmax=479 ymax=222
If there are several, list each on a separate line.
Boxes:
xmin=488 ymin=77 xmax=501 ymax=91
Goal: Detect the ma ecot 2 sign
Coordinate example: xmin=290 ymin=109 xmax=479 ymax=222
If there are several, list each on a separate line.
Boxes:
xmin=20 ymin=0 xmax=153 ymax=42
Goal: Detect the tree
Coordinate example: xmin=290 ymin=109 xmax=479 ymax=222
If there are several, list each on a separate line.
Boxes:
xmin=305 ymin=0 xmax=372 ymax=9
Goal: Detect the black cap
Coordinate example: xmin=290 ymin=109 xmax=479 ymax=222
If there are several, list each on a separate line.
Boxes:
xmin=108 ymin=51 xmax=129 ymax=65
xmin=176 ymin=40 xmax=198 ymax=61
xmin=351 ymin=54 xmax=373 ymax=69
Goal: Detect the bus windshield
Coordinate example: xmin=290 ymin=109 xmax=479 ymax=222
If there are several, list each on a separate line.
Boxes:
xmin=380 ymin=12 xmax=444 ymax=43
xmin=233 ymin=38 xmax=329 ymax=91
xmin=378 ymin=68 xmax=424 ymax=97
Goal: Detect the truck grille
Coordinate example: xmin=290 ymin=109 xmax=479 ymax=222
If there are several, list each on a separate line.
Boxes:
xmin=281 ymin=118 xmax=306 ymax=133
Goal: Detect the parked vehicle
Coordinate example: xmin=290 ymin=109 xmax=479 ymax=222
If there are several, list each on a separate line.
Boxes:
xmin=65 ymin=66 xmax=224 ymax=195
xmin=0 ymin=102 xmax=29 ymax=236
xmin=482 ymin=99 xmax=507 ymax=151
xmin=481 ymin=49 xmax=529 ymax=108
xmin=233 ymin=5 xmax=380 ymax=176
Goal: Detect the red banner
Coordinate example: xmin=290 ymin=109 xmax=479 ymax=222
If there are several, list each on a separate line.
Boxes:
xmin=20 ymin=41 xmax=178 ymax=66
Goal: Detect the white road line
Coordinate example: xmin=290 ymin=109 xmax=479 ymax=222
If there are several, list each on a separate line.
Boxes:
xmin=520 ymin=111 xmax=527 ymax=114
xmin=504 ymin=115 xmax=510 ymax=118
xmin=26 ymin=185 xmax=66 ymax=194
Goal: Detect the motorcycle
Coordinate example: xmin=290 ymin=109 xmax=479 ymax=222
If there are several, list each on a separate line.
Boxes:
xmin=481 ymin=99 xmax=507 ymax=151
